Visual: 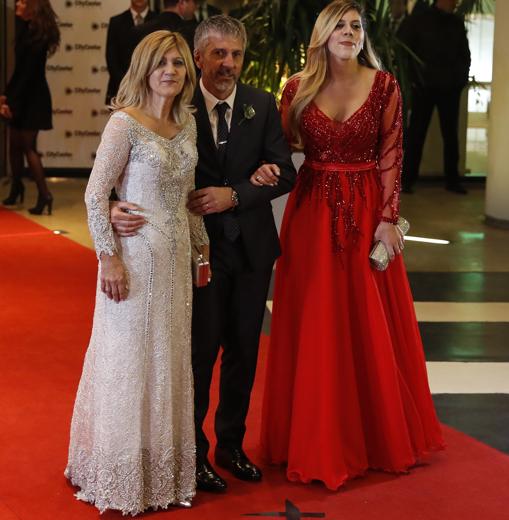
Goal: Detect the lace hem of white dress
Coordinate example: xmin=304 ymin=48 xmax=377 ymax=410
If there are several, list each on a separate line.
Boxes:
xmin=65 ymin=447 xmax=196 ymax=516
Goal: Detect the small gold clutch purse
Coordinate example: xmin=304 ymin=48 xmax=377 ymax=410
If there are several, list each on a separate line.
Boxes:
xmin=192 ymin=249 xmax=211 ymax=288
xmin=369 ymin=217 xmax=410 ymax=271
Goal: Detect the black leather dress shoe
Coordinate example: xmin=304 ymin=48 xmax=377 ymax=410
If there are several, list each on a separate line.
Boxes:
xmin=196 ymin=460 xmax=227 ymax=492
xmin=215 ymin=447 xmax=262 ymax=482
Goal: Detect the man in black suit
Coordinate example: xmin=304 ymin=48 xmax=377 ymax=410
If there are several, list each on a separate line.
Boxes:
xmin=186 ymin=15 xmax=295 ymax=492
xmin=399 ymin=0 xmax=471 ymax=194
xmin=130 ymin=0 xmax=198 ymax=56
xmin=110 ymin=15 xmax=295 ymax=493
xmin=105 ymin=0 xmax=156 ymax=104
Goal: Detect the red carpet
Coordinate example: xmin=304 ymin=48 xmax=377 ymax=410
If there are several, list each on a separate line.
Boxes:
xmin=1 ymin=207 xmax=509 ymax=519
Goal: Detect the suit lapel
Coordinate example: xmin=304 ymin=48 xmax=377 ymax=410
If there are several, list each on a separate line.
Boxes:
xmin=122 ymin=10 xmax=134 ymax=28
xmin=193 ymin=88 xmax=222 ymax=175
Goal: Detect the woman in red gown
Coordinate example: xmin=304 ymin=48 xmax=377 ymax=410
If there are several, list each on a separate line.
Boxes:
xmin=255 ymin=0 xmax=445 ymax=490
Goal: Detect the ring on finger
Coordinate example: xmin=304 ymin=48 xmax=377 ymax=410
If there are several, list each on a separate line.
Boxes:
xmin=256 ymin=175 xmax=263 ymax=182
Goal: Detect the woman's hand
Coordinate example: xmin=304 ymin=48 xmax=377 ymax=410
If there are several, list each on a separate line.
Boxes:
xmin=0 ymin=96 xmax=12 ymax=119
xmin=374 ymin=221 xmax=404 ymax=262
xmin=100 ymin=253 xmax=129 ymax=302
xmin=200 ymin=244 xmax=210 ymax=263
xmin=200 ymin=244 xmax=212 ymax=284
xmin=250 ymin=164 xmax=280 ymax=186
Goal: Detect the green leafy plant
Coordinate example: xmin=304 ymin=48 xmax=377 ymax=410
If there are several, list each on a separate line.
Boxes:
xmin=240 ymin=0 xmax=325 ymax=94
xmin=240 ymin=0 xmax=494 ymax=97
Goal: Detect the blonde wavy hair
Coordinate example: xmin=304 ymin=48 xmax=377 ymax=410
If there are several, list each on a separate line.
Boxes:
xmin=288 ymin=0 xmax=382 ymax=149
xmin=112 ymin=31 xmax=196 ymax=126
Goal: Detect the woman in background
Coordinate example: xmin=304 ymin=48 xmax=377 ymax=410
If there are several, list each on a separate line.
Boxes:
xmin=256 ymin=0 xmax=444 ymax=490
xmin=65 ymin=31 xmax=209 ymax=515
xmin=1 ymin=0 xmax=60 ymax=215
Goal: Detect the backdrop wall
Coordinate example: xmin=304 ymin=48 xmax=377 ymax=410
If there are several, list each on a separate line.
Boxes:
xmin=37 ymin=0 xmax=122 ymax=170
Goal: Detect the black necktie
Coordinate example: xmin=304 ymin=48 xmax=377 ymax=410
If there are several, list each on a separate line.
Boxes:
xmin=215 ymin=102 xmax=229 ymax=164
xmin=214 ymin=102 xmax=240 ymax=241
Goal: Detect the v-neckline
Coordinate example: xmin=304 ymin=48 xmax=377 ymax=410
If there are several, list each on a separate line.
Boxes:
xmin=119 ymin=111 xmax=185 ymax=143
xmin=312 ymin=70 xmax=381 ymax=125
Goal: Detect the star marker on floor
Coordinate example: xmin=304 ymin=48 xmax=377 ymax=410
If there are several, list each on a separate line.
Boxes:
xmin=244 ymin=499 xmax=325 ymax=519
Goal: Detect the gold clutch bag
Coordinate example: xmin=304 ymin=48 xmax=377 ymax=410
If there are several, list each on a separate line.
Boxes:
xmin=192 ymin=249 xmax=211 ymax=288
xmin=369 ymin=217 xmax=410 ymax=271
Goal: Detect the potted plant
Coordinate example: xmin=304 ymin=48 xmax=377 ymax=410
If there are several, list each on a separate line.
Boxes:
xmin=239 ymin=0 xmax=494 ymax=98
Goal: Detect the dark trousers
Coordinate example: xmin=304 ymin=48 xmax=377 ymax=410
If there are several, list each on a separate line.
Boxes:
xmin=192 ymin=236 xmax=273 ymax=462
xmin=403 ymin=86 xmax=463 ymax=188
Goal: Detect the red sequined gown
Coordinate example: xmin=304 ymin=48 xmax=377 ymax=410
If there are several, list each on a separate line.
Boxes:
xmin=260 ymin=71 xmax=445 ymax=490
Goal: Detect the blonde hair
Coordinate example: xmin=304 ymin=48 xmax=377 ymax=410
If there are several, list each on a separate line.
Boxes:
xmin=288 ymin=0 xmax=382 ymax=149
xmin=112 ymin=31 xmax=196 ymax=126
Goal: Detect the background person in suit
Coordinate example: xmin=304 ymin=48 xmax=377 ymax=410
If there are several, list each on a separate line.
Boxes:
xmin=130 ymin=0 xmax=199 ymax=57
xmin=399 ymin=0 xmax=471 ymax=194
xmin=105 ymin=0 xmax=156 ymax=104
xmin=110 ymin=15 xmax=296 ymax=494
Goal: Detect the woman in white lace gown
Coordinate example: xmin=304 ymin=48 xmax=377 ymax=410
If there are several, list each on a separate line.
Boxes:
xmin=65 ymin=31 xmax=209 ymax=515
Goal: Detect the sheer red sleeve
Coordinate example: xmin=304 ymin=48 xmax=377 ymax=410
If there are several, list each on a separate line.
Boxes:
xmin=378 ymin=73 xmax=403 ymax=224
xmin=279 ymin=78 xmax=299 ymax=148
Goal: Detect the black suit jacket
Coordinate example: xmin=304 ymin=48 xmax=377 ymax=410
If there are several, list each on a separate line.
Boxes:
xmin=105 ymin=9 xmax=156 ymax=103
xmin=193 ymin=82 xmax=296 ymax=269
xmin=398 ymin=6 xmax=470 ymax=90
xmin=130 ymin=11 xmax=196 ymax=57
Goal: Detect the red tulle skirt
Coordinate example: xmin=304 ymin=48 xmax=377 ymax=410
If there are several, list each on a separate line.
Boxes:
xmin=260 ymin=165 xmax=445 ymax=490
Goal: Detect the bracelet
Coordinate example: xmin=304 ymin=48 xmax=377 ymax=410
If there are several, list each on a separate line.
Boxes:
xmin=231 ymin=189 xmax=239 ymax=208
xmin=380 ymin=216 xmax=398 ymax=225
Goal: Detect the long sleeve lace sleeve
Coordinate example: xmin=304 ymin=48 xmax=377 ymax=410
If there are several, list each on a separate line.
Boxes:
xmin=279 ymin=78 xmax=299 ymax=148
xmin=188 ymin=208 xmax=209 ymax=250
xmin=186 ymin=117 xmax=209 ymax=249
xmin=378 ymin=74 xmax=403 ymax=224
xmin=85 ymin=113 xmax=131 ymax=258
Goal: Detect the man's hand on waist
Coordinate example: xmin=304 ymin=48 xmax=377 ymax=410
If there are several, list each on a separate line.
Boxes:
xmin=110 ymin=201 xmax=145 ymax=237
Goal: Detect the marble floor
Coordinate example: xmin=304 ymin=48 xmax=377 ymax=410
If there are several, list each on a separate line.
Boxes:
xmin=2 ymin=177 xmax=508 ymax=454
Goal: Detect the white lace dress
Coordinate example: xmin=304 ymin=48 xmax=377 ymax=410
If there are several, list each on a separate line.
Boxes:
xmin=65 ymin=111 xmax=208 ymax=515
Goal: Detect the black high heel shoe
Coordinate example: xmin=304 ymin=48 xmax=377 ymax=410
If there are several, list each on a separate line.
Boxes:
xmin=28 ymin=193 xmax=53 ymax=215
xmin=2 ymin=179 xmax=25 ymax=205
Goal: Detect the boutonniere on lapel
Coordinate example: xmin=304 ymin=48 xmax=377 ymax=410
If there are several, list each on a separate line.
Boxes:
xmin=238 ymin=104 xmax=256 ymax=126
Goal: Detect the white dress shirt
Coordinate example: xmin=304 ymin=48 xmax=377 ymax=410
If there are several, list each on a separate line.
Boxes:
xmin=199 ymin=78 xmax=237 ymax=147
xmin=130 ymin=6 xmax=149 ymax=25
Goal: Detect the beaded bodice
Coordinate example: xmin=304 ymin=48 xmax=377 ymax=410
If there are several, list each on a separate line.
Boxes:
xmin=280 ymin=71 xmax=403 ymax=225
xmin=85 ymin=111 xmax=207 ymax=258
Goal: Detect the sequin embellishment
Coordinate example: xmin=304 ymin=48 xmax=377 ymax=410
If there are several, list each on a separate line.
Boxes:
xmin=69 ymin=111 xmax=207 ymax=515
xmin=282 ymin=72 xmax=403 ymax=253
